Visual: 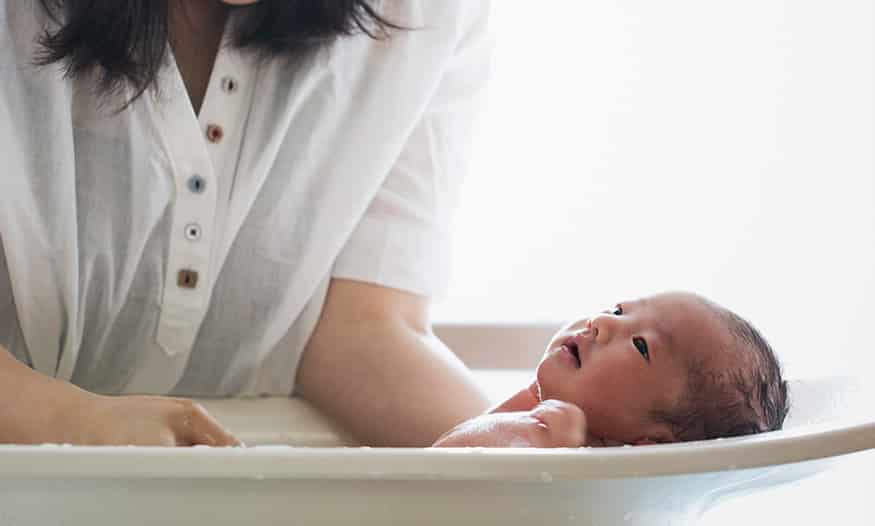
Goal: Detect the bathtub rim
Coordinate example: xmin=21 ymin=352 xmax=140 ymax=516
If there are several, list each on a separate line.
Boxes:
xmin=0 ymin=416 xmax=872 ymax=481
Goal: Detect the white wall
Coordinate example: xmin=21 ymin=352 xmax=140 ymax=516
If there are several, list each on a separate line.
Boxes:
xmin=433 ymin=0 xmax=875 ymax=380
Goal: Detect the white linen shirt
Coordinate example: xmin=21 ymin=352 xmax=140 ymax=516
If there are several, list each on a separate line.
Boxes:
xmin=0 ymin=0 xmax=490 ymax=396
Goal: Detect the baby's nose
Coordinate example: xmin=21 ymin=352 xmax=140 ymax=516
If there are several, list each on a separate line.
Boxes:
xmin=582 ymin=318 xmax=597 ymax=337
xmin=571 ymin=324 xmax=597 ymax=341
xmin=588 ymin=313 xmax=617 ymax=341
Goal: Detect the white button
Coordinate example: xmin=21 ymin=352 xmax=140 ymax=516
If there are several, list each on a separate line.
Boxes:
xmin=221 ymin=76 xmax=239 ymax=94
xmin=184 ymin=223 xmax=202 ymax=241
xmin=188 ymin=175 xmax=207 ymax=194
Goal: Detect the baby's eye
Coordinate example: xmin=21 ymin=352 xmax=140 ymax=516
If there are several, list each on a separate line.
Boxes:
xmin=612 ymin=304 xmax=624 ymax=315
xmin=633 ymin=337 xmax=650 ymax=362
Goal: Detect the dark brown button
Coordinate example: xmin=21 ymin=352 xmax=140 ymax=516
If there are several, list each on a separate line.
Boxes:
xmin=206 ymin=124 xmax=224 ymax=144
xmin=177 ymin=269 xmax=199 ymax=289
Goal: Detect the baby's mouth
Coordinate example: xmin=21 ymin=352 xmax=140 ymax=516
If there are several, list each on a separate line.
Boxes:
xmin=562 ymin=340 xmax=581 ymax=368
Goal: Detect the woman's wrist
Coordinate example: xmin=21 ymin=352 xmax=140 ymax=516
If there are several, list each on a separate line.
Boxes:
xmin=0 ymin=345 xmax=99 ymax=444
xmin=44 ymin=381 xmax=103 ymax=445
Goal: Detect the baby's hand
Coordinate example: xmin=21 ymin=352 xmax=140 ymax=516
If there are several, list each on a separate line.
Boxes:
xmin=432 ymin=399 xmax=586 ymax=448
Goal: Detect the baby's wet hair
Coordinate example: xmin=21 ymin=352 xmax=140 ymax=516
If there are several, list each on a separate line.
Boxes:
xmin=651 ymin=303 xmax=790 ymax=442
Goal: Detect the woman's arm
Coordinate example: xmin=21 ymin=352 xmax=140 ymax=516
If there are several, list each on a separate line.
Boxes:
xmin=294 ymin=278 xmax=491 ymax=447
xmin=0 ymin=344 xmax=92 ymax=444
xmin=0 ymin=345 xmax=240 ymax=446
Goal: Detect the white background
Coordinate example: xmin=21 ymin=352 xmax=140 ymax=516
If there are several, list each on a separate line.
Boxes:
xmin=434 ymin=0 xmax=874 ymax=381
xmin=433 ymin=1 xmax=874 ymax=523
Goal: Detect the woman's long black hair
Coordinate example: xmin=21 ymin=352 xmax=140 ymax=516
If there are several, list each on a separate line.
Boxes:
xmin=35 ymin=0 xmax=401 ymax=105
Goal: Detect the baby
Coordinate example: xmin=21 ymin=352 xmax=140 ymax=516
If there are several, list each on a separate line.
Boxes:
xmin=434 ymin=291 xmax=789 ymax=448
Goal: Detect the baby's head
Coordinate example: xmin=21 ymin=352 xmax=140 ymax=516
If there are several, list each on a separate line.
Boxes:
xmin=535 ymin=291 xmax=789 ymax=445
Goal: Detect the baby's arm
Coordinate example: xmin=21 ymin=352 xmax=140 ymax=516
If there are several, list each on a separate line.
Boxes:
xmin=432 ymin=399 xmax=586 ymax=448
xmin=488 ymin=381 xmax=541 ymax=414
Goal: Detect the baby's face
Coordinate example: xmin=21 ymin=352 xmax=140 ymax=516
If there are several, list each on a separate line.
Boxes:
xmin=536 ymin=292 xmax=732 ymax=445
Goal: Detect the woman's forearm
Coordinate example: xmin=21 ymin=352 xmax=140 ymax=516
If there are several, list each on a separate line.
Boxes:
xmin=298 ymin=320 xmax=490 ymax=446
xmin=0 ymin=345 xmax=94 ymax=444
xmin=295 ymin=279 xmax=491 ymax=447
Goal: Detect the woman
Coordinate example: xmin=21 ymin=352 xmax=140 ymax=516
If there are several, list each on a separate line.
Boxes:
xmin=0 ymin=0 xmax=490 ymax=446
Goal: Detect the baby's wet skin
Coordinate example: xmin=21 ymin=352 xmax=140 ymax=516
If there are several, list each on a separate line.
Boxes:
xmin=534 ymin=293 xmax=730 ymax=446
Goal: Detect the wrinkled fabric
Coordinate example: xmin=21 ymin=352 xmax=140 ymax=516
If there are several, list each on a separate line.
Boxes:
xmin=0 ymin=0 xmax=491 ymax=396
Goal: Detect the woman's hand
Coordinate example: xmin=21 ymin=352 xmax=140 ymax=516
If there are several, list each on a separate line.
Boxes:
xmin=63 ymin=394 xmax=243 ymax=447
xmin=432 ymin=399 xmax=587 ymax=448
xmin=0 ymin=345 xmax=240 ymax=447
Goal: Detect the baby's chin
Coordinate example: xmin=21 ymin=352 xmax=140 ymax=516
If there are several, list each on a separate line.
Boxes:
xmin=531 ymin=379 xmax=544 ymax=402
xmin=533 ymin=360 xmax=547 ymax=398
xmin=534 ymin=361 xmax=560 ymax=402
xmin=534 ymin=348 xmax=574 ymax=401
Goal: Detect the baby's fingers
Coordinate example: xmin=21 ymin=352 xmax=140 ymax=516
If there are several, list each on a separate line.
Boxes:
xmin=529 ymin=399 xmax=586 ymax=448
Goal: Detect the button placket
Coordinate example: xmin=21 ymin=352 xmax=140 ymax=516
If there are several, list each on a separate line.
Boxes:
xmin=157 ymin=157 xmax=217 ymax=356
xmin=150 ymin=50 xmax=222 ymax=357
xmin=198 ymin=46 xmax=256 ymax=268
xmin=153 ymin=34 xmax=254 ymax=357
xmin=164 ymin=167 xmax=214 ymax=300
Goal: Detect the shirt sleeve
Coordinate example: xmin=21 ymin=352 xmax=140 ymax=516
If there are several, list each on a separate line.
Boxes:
xmin=331 ymin=1 xmax=492 ymax=300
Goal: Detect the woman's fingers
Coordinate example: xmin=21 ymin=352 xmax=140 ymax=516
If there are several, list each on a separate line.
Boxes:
xmin=172 ymin=400 xmax=243 ymax=447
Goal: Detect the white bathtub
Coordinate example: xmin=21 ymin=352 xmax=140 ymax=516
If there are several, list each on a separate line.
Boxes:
xmin=0 ymin=332 xmax=873 ymax=525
